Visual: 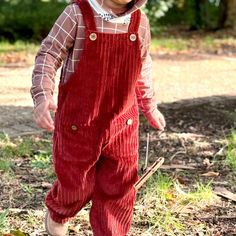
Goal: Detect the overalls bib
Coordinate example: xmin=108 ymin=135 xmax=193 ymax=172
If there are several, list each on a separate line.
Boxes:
xmin=46 ymin=1 xmax=142 ymax=235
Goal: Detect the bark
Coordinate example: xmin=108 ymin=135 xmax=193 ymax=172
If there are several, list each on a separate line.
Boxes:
xmin=224 ymin=0 xmax=236 ymax=29
xmin=189 ymin=0 xmax=208 ymax=30
xmin=218 ymin=0 xmax=236 ymax=29
xmin=218 ymin=0 xmax=228 ymax=29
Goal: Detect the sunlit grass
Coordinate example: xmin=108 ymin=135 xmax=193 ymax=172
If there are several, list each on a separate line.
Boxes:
xmin=0 ymin=133 xmax=34 ymax=159
xmin=0 ymin=132 xmax=51 ymax=159
xmin=151 ymin=35 xmax=236 ymax=53
xmin=151 ymin=37 xmax=189 ymax=52
xmin=1 ymin=34 xmax=236 ymax=57
xmin=31 ymin=152 xmax=52 ymax=169
xmin=0 ymin=159 xmax=12 ymax=172
xmin=226 ymin=131 xmax=236 ymax=172
xmin=0 ymin=40 xmax=38 ymax=54
xmin=134 ymin=171 xmax=217 ymax=235
xmin=0 ymin=210 xmax=8 ymax=233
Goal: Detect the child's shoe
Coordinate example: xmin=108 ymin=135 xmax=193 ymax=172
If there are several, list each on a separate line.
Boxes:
xmin=45 ymin=211 xmax=68 ymax=236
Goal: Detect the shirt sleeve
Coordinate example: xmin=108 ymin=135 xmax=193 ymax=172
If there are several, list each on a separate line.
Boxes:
xmin=136 ymin=14 xmax=157 ymax=115
xmin=31 ymin=4 xmax=77 ymax=108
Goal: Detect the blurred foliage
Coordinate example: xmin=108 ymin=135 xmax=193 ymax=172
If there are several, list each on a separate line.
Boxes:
xmin=0 ymin=0 xmax=234 ymax=40
xmin=0 ymin=0 xmax=67 ymax=41
xmin=145 ymin=0 xmax=221 ymax=35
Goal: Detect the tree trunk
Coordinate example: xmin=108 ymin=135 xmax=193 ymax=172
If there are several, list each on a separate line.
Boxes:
xmin=218 ymin=0 xmax=228 ymax=29
xmin=189 ymin=0 xmax=208 ymax=30
xmin=224 ymin=0 xmax=236 ymax=29
xmin=218 ymin=0 xmax=236 ymax=29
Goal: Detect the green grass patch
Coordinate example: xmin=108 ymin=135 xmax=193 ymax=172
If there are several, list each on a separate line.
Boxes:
xmin=151 ymin=37 xmax=189 ymax=52
xmin=0 ymin=133 xmax=52 ymax=175
xmin=151 ymin=35 xmax=236 ymax=53
xmin=0 ymin=132 xmax=51 ymax=159
xmin=20 ymin=183 xmax=34 ymax=198
xmin=31 ymin=152 xmax=52 ymax=170
xmin=0 ymin=134 xmax=34 ymax=159
xmin=178 ymin=182 xmax=215 ymax=206
xmin=0 ymin=159 xmax=13 ymax=172
xmin=0 ymin=40 xmax=38 ymax=54
xmin=225 ymin=131 xmax=236 ymax=172
xmin=0 ymin=210 xmax=8 ymax=233
xmin=134 ymin=171 xmax=216 ymax=235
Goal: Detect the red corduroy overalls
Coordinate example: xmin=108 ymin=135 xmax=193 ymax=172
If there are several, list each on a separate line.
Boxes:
xmin=46 ymin=0 xmax=142 ymax=235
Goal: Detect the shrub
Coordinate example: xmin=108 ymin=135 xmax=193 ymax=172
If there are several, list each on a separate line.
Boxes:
xmin=0 ymin=0 xmax=67 ymax=41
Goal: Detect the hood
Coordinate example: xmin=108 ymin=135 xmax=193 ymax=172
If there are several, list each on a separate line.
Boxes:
xmin=125 ymin=0 xmax=147 ymax=15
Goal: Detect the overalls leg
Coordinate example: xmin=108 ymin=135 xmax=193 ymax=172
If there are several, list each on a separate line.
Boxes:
xmin=90 ymin=116 xmax=139 ymax=236
xmin=46 ymin=126 xmax=101 ymax=224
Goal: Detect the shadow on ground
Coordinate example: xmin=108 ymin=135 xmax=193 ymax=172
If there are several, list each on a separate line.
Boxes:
xmin=0 ymin=95 xmax=235 ymax=138
xmin=0 ymin=95 xmax=236 ymax=235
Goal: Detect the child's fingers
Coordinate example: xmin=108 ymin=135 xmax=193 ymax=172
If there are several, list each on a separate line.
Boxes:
xmin=144 ymin=109 xmax=166 ymax=131
xmin=158 ymin=113 xmax=166 ymax=128
xmin=34 ymin=110 xmax=54 ymax=132
xmin=155 ymin=120 xmax=165 ymax=131
xmin=33 ymin=100 xmax=56 ymax=132
xmin=149 ymin=118 xmax=165 ymax=131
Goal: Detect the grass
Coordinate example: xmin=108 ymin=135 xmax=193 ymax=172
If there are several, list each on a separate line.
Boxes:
xmin=0 ymin=135 xmax=33 ymax=159
xmin=0 ymin=132 xmax=51 ymax=159
xmin=151 ymin=34 xmax=236 ymax=53
xmin=0 ymin=210 xmax=8 ymax=233
xmin=134 ymin=171 xmax=217 ymax=235
xmin=0 ymin=159 xmax=12 ymax=172
xmin=225 ymin=131 xmax=236 ymax=172
xmin=0 ymin=40 xmax=39 ymax=65
xmin=151 ymin=37 xmax=189 ymax=52
xmin=31 ymin=153 xmax=52 ymax=169
xmin=20 ymin=183 xmax=34 ymax=197
xmin=0 ymin=41 xmax=38 ymax=54
xmin=1 ymin=32 xmax=236 ymax=61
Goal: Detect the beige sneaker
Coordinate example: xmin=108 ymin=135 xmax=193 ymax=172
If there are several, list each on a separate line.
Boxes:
xmin=45 ymin=211 xmax=68 ymax=236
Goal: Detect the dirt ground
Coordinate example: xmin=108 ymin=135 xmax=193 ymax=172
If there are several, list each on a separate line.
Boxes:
xmin=0 ymin=52 xmax=235 ymax=137
xmin=0 ymin=52 xmax=236 ymax=235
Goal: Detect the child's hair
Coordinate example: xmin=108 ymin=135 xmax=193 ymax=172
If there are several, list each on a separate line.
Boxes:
xmin=127 ymin=0 xmax=137 ymax=9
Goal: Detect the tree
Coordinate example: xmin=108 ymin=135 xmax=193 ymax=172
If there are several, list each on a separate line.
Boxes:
xmin=218 ymin=0 xmax=236 ymax=29
xmin=144 ymin=0 xmax=175 ymax=34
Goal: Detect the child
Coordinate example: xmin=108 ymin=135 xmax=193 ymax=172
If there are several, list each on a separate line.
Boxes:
xmin=31 ymin=0 xmax=166 ymax=235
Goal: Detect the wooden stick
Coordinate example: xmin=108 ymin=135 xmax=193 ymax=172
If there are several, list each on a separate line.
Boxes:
xmin=144 ymin=132 xmax=150 ymax=171
xmin=134 ymin=157 xmax=165 ymax=190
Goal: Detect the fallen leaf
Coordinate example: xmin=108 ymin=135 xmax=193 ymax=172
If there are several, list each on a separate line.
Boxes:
xmin=201 ymin=172 xmax=219 ymax=177
xmin=214 ymin=187 xmax=236 ymax=202
xmin=41 ymin=182 xmax=52 ymax=188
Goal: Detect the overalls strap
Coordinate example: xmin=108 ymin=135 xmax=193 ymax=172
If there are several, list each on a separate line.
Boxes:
xmin=76 ymin=0 xmax=97 ymax=31
xmin=128 ymin=10 xmax=141 ymax=33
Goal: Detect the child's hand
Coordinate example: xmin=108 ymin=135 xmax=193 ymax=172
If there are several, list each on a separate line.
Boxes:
xmin=33 ymin=99 xmax=57 ymax=132
xmin=145 ymin=109 xmax=166 ymax=131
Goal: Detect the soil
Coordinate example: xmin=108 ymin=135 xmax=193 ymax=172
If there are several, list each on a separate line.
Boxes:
xmin=0 ymin=52 xmax=236 ymax=235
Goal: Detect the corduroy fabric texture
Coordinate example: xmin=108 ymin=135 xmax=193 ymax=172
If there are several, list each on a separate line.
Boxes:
xmin=45 ymin=0 xmax=142 ymax=235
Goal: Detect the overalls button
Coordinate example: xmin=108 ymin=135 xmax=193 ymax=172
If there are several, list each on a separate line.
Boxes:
xmin=129 ymin=34 xmax=137 ymax=42
xmin=89 ymin=33 xmax=97 ymax=41
xmin=71 ymin=124 xmax=78 ymax=131
xmin=126 ymin=119 xmax=133 ymax=125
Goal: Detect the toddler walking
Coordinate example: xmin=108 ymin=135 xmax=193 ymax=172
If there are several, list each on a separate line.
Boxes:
xmin=31 ymin=0 xmax=166 ymax=235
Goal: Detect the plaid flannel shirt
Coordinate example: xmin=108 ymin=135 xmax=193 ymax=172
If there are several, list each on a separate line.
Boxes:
xmin=31 ymin=0 xmax=156 ymax=115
